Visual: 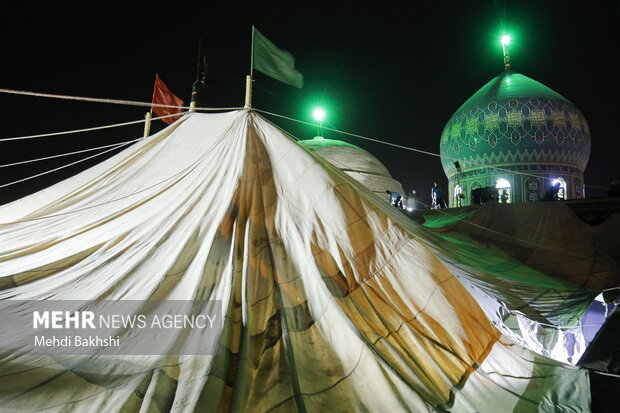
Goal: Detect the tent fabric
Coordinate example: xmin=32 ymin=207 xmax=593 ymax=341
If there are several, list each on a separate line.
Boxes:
xmin=409 ymin=203 xmax=620 ymax=364
xmin=591 ymin=211 xmax=620 ymax=263
xmin=578 ymin=305 xmax=620 ymax=374
xmin=0 ymin=111 xmax=590 ymax=412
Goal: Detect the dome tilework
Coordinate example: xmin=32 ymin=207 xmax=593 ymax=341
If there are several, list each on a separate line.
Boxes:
xmin=440 ymin=71 xmax=591 ymax=178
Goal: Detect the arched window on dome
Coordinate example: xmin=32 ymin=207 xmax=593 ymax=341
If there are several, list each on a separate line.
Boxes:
xmin=496 ymin=178 xmax=511 ymax=203
xmin=552 ymin=177 xmax=567 ymax=200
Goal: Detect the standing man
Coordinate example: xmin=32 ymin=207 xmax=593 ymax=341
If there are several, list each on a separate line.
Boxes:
xmin=431 ymin=181 xmax=446 ymax=209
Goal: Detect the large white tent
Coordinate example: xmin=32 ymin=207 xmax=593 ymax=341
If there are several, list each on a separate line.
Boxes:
xmin=0 ymin=111 xmax=593 ymax=411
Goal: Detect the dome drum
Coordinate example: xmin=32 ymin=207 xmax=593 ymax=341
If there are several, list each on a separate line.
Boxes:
xmin=448 ymin=166 xmax=585 ymax=207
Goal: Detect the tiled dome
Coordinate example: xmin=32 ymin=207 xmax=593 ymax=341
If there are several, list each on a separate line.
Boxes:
xmin=299 ymin=137 xmax=405 ymax=197
xmin=440 ymin=70 xmax=591 ymax=179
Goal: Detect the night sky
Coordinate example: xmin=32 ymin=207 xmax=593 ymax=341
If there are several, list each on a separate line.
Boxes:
xmin=1 ymin=1 xmax=618 ymax=207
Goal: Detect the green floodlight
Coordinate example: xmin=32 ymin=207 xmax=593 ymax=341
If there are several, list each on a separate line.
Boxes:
xmin=312 ymin=107 xmax=326 ymax=123
xmin=501 ymin=35 xmax=511 ymax=47
xmin=311 ymin=107 xmax=327 ymax=138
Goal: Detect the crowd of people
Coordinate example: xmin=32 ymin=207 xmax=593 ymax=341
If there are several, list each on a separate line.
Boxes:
xmin=385 ymin=189 xmax=418 ymax=211
xmin=385 ymin=182 xmax=445 ymax=211
xmin=385 ymin=182 xmax=446 ymax=211
xmin=385 ymin=181 xmax=450 ymax=211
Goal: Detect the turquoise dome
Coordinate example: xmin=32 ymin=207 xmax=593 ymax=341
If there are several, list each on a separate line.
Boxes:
xmin=440 ymin=70 xmax=591 ymax=178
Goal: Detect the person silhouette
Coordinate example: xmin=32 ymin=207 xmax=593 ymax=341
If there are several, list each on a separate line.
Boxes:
xmin=500 ymin=189 xmax=509 ymax=203
xmin=431 ymin=181 xmax=446 ymax=209
xmin=407 ymin=189 xmax=418 ymax=210
xmin=544 ymin=182 xmax=561 ymax=201
xmin=386 ymin=190 xmax=403 ymax=208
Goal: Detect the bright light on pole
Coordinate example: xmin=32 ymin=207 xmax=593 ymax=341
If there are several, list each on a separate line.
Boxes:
xmin=501 ymin=35 xmax=511 ymax=57
xmin=312 ymin=107 xmax=326 ymax=123
xmin=500 ymin=34 xmax=512 ymax=70
xmin=312 ymin=107 xmax=326 ymax=137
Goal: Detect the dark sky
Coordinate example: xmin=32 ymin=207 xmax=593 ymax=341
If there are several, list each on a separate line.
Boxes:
xmin=1 ymin=1 xmax=618 ymax=207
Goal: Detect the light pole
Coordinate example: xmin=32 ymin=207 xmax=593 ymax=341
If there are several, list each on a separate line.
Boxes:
xmin=501 ymin=35 xmax=511 ymax=70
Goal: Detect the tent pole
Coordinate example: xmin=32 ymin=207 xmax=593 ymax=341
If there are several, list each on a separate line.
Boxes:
xmin=244 ymin=75 xmax=253 ymax=109
xmin=143 ymin=110 xmax=152 ymax=137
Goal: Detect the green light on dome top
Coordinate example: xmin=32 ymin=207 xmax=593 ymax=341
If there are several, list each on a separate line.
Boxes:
xmin=500 ymin=33 xmax=512 ymax=70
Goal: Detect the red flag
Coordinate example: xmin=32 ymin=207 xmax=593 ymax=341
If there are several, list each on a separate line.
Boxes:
xmin=151 ymin=74 xmax=184 ymax=124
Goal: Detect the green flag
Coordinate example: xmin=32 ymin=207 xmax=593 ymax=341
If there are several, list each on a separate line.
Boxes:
xmin=252 ymin=27 xmax=304 ymax=88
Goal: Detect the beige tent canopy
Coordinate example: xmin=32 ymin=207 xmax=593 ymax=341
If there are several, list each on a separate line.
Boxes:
xmin=0 ymin=111 xmax=590 ymax=412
